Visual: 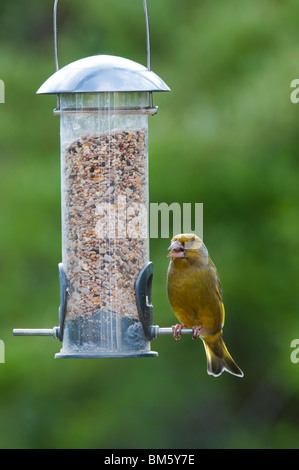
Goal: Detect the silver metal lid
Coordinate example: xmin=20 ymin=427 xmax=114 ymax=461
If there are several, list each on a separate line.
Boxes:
xmin=36 ymin=54 xmax=170 ymax=94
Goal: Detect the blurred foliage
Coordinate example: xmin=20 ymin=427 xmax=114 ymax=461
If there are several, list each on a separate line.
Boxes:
xmin=1 ymin=0 xmax=299 ymax=449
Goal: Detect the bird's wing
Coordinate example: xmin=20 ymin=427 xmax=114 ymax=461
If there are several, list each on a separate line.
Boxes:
xmin=215 ymin=276 xmax=225 ymax=326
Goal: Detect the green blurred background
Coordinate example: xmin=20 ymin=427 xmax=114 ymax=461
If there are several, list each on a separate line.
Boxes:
xmin=1 ymin=0 xmax=299 ymax=449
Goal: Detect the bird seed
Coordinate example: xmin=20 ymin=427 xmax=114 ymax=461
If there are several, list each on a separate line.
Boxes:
xmin=61 ymin=128 xmax=148 ymax=320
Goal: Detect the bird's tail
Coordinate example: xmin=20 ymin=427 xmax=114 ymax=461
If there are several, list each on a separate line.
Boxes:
xmin=202 ymin=334 xmax=243 ymax=378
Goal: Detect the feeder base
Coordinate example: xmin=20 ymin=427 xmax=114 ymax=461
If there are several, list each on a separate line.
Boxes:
xmin=54 ymin=350 xmax=158 ymax=359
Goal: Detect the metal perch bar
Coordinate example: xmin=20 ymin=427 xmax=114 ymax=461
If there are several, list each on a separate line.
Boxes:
xmin=13 ymin=328 xmax=59 ymax=338
xmin=13 ymin=326 xmax=194 ymax=340
xmin=151 ymin=326 xmax=194 ymax=338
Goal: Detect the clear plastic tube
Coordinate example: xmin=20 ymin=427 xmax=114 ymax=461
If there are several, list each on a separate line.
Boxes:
xmin=56 ymin=92 xmax=156 ymax=357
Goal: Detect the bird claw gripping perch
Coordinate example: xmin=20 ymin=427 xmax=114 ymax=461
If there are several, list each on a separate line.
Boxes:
xmin=171 ymin=324 xmax=203 ymax=340
xmin=172 ymin=324 xmax=186 ymax=340
xmin=192 ymin=325 xmax=203 ymax=340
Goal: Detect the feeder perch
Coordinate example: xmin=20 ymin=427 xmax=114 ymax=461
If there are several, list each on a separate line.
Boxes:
xmin=14 ymin=0 xmax=187 ymax=358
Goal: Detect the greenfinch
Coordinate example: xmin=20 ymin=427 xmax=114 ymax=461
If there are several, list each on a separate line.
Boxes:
xmin=167 ymin=233 xmax=243 ymax=378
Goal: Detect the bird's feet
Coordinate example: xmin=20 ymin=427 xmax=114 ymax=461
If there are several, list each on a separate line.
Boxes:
xmin=172 ymin=324 xmax=186 ymax=340
xmin=192 ymin=325 xmax=203 ymax=340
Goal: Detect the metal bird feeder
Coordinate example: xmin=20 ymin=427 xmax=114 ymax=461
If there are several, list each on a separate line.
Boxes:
xmin=13 ymin=0 xmax=171 ymax=358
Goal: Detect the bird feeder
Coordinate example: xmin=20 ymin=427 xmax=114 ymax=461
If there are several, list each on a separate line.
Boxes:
xmin=13 ymin=0 xmax=170 ymax=358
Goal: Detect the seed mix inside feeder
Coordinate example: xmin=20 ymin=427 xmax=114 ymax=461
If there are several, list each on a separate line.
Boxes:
xmin=13 ymin=1 xmax=170 ymax=358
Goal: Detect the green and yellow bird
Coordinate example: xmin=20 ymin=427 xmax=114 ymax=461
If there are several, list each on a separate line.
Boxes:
xmin=167 ymin=233 xmax=243 ymax=378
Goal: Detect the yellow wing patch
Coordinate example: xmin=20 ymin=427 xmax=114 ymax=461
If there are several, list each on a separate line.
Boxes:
xmin=215 ymin=284 xmax=225 ymax=326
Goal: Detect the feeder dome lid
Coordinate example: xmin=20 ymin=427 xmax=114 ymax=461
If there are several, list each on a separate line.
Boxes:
xmin=37 ymin=54 xmax=170 ymax=94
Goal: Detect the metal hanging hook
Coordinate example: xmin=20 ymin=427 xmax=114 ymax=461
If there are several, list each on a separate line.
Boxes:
xmin=53 ymin=0 xmax=152 ymax=109
xmin=142 ymin=0 xmax=153 ymax=107
xmin=142 ymin=0 xmax=151 ymax=72
xmin=53 ymin=0 xmax=59 ymax=109
xmin=54 ymin=0 xmax=59 ymax=73
xmin=53 ymin=0 xmax=151 ymax=73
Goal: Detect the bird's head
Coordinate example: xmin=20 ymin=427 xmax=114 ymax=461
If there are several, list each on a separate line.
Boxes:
xmin=168 ymin=233 xmax=208 ymax=264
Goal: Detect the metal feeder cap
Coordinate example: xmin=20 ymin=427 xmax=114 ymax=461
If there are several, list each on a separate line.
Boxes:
xmin=36 ymin=54 xmax=170 ymax=94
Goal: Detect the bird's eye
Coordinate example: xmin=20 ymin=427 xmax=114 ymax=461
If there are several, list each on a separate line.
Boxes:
xmin=185 ymin=240 xmax=194 ymax=250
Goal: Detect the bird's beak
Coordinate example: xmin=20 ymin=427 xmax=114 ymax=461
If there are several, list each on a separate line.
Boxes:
xmin=168 ymin=240 xmax=185 ymax=258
